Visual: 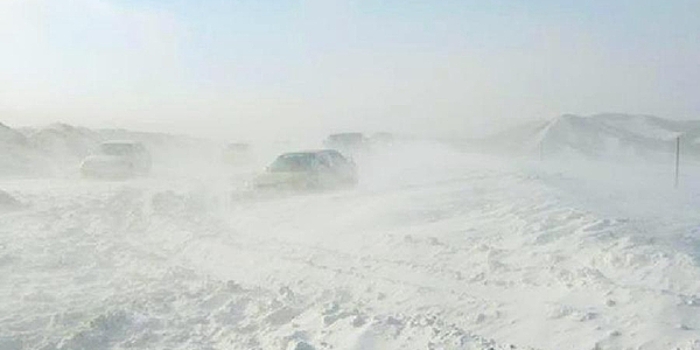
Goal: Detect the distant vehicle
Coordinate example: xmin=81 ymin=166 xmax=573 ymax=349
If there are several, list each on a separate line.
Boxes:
xmin=222 ymin=142 xmax=251 ymax=165
xmin=369 ymin=132 xmax=394 ymax=146
xmin=254 ymin=150 xmax=358 ymax=190
xmin=323 ymin=133 xmax=367 ymax=154
xmin=80 ymin=141 xmax=151 ymax=179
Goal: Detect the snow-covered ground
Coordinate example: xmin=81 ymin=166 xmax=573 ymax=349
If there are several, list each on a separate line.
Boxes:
xmin=1 ymin=139 xmax=699 ymax=350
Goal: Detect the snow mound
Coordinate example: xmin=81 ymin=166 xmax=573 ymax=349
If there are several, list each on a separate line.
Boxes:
xmin=480 ymin=114 xmax=700 ymax=161
xmin=0 ymin=122 xmax=49 ymax=176
xmin=26 ymin=123 xmax=102 ymax=161
xmin=538 ymin=114 xmax=691 ymax=160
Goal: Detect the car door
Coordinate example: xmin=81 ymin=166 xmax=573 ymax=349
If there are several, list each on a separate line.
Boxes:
xmin=316 ymin=153 xmax=342 ymax=186
xmin=328 ymin=152 xmax=356 ymax=183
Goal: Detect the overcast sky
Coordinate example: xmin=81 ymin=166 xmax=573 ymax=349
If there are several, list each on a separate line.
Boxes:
xmin=1 ymin=0 xmax=699 ymax=140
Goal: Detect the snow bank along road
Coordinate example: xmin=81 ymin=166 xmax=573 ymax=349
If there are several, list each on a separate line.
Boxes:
xmin=1 ymin=144 xmax=699 ymax=350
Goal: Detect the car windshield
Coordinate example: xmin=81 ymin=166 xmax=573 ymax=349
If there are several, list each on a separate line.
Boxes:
xmin=321 ymin=151 xmax=348 ymax=164
xmin=101 ymin=143 xmax=136 ymax=156
xmin=269 ymin=153 xmax=318 ymax=172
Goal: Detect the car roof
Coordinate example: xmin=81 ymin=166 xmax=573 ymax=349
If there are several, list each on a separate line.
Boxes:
xmin=101 ymin=140 xmax=143 ymax=146
xmin=328 ymin=132 xmax=364 ymax=138
xmin=316 ymin=149 xmax=344 ymax=156
xmin=277 ymin=149 xmax=345 ymax=157
xmin=279 ymin=150 xmax=322 ymax=156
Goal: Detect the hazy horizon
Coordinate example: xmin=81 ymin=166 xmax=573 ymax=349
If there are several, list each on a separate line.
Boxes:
xmin=2 ymin=0 xmax=699 ymax=140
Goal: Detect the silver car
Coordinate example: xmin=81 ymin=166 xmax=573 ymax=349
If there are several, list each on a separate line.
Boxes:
xmin=254 ymin=150 xmax=358 ymax=191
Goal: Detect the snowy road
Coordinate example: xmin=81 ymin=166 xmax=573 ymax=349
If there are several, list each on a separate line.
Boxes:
xmin=1 ymin=146 xmax=700 ymax=350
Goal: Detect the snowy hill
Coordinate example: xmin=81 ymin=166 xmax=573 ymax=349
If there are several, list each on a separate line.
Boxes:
xmin=539 ymin=114 xmax=698 ymax=160
xmin=25 ymin=123 xmax=102 ymax=161
xmin=476 ymin=114 xmax=700 ymax=161
xmin=0 ymin=122 xmax=49 ymax=176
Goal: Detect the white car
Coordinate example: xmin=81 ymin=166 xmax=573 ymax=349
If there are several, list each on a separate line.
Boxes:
xmin=81 ymin=141 xmax=151 ymax=179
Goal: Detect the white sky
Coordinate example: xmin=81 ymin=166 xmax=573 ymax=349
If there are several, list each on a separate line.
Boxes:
xmin=1 ymin=0 xmax=699 ymax=140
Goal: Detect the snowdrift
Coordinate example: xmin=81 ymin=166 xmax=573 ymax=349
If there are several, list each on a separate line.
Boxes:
xmin=25 ymin=123 xmax=102 ymax=160
xmin=0 ymin=122 xmax=49 ymax=177
xmin=475 ymin=114 xmax=700 ymax=162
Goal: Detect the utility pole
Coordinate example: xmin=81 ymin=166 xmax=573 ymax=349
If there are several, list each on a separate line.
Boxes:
xmin=675 ymin=135 xmax=681 ymax=188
